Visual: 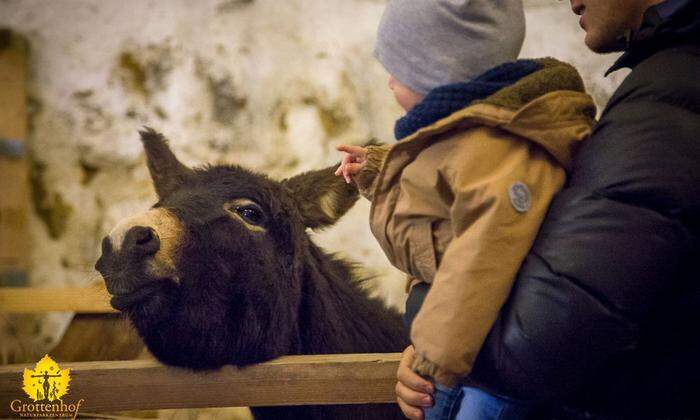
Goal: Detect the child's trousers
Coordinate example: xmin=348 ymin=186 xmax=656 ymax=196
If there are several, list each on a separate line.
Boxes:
xmin=424 ymin=383 xmax=533 ymax=420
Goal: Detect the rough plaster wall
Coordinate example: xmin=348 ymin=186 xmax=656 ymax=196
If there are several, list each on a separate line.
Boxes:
xmin=0 ymin=0 xmax=630 ymax=362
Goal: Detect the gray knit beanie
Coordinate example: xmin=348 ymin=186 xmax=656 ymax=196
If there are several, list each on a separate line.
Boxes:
xmin=375 ymin=0 xmax=526 ymax=95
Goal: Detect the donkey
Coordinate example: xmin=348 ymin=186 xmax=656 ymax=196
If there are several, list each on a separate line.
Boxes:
xmin=93 ymin=128 xmax=409 ymax=419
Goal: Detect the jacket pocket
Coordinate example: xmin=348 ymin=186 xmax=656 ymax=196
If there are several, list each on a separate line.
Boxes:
xmin=409 ymin=219 xmax=438 ymax=283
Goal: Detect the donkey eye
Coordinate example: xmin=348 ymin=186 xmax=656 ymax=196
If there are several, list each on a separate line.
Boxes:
xmin=235 ymin=205 xmax=264 ymax=225
xmin=224 ymin=198 xmax=267 ymax=228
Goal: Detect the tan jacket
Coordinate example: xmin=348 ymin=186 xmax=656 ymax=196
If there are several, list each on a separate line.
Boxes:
xmin=355 ymin=59 xmax=596 ymax=386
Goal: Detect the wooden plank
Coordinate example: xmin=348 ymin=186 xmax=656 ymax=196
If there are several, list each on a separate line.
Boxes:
xmin=0 ymin=29 xmax=30 ymax=287
xmin=0 ymin=353 xmax=402 ymax=414
xmin=0 ymin=286 xmax=116 ymax=313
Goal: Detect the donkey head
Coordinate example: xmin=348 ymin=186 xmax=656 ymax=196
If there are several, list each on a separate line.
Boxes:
xmin=94 ymin=128 xmax=359 ymax=369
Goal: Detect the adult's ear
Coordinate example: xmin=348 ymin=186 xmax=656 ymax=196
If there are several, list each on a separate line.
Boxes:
xmin=281 ymin=165 xmax=359 ymax=230
xmin=138 ymin=127 xmax=194 ymax=199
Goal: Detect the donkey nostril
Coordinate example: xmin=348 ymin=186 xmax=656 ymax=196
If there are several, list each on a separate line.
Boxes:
xmin=125 ymin=226 xmax=160 ymax=256
xmin=101 ymin=236 xmax=113 ymax=255
xmin=135 ymin=228 xmax=153 ymax=245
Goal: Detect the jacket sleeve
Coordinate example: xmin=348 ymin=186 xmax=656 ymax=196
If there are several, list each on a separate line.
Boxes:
xmin=468 ymin=63 xmax=700 ymax=403
xmin=409 ymin=140 xmax=567 ymax=387
xmin=354 ymin=144 xmax=391 ymax=202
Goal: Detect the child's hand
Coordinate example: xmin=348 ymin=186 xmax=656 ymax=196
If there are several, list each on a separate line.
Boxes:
xmin=334 ymin=144 xmax=368 ymax=184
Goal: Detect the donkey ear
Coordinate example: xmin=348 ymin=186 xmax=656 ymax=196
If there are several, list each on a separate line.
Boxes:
xmin=138 ymin=127 xmax=194 ymax=199
xmin=281 ymin=165 xmax=359 ymax=230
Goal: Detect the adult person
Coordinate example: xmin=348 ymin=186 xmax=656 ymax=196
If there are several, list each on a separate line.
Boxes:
xmin=395 ymin=0 xmax=700 ymax=418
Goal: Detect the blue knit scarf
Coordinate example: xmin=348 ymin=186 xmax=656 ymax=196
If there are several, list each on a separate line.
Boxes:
xmin=394 ymin=60 xmax=543 ymax=140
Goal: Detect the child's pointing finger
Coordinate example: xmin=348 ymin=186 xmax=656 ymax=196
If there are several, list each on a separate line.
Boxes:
xmin=336 ymin=144 xmax=368 ymax=160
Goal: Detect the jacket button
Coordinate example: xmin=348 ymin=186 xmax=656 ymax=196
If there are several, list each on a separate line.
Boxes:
xmin=509 ymin=182 xmax=531 ymax=213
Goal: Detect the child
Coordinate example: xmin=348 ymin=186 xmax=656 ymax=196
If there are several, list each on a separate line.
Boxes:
xmin=335 ymin=0 xmax=596 ymax=419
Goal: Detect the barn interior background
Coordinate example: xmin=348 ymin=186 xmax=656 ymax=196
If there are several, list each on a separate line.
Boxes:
xmin=1 ymin=0 xmax=627 ymax=385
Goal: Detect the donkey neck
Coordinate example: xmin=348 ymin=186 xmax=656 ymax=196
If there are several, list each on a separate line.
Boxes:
xmin=296 ymin=242 xmax=408 ymax=355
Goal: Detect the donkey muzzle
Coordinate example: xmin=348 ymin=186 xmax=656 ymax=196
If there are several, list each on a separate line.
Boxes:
xmin=95 ymin=208 xmax=183 ymax=310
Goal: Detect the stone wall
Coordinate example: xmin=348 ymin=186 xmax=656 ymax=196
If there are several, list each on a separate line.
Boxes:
xmin=0 ymin=0 xmax=629 ymax=360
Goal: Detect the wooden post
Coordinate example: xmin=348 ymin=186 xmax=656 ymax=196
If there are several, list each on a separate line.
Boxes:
xmin=0 ymin=354 xmax=402 ymax=415
xmin=0 ymin=29 xmax=30 ymax=287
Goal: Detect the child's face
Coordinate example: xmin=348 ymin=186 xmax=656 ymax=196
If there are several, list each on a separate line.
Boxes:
xmin=388 ymin=75 xmax=425 ymax=112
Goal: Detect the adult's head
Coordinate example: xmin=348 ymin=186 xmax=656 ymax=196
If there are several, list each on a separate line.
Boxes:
xmin=570 ymin=0 xmax=666 ymax=53
xmin=375 ymin=0 xmax=526 ymax=110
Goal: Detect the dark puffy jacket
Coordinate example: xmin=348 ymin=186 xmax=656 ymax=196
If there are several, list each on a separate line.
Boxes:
xmin=463 ymin=2 xmax=700 ymax=418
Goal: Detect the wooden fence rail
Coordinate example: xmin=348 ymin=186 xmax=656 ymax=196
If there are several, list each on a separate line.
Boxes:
xmin=0 ymin=288 xmax=402 ymax=414
xmin=0 ymin=353 xmax=401 ymax=415
xmin=0 ymin=286 xmax=115 ymax=313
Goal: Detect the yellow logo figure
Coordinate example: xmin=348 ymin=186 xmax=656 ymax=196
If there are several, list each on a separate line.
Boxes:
xmin=22 ymin=355 xmax=71 ymax=402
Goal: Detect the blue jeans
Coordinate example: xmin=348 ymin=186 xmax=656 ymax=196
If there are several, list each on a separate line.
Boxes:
xmin=424 ymin=384 xmax=533 ymax=420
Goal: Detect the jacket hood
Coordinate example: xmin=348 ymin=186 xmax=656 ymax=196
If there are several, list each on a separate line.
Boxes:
xmin=394 ymin=59 xmax=543 ymax=140
xmin=395 ymin=58 xmax=596 ymax=172
xmin=607 ymin=0 xmax=700 ymax=74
